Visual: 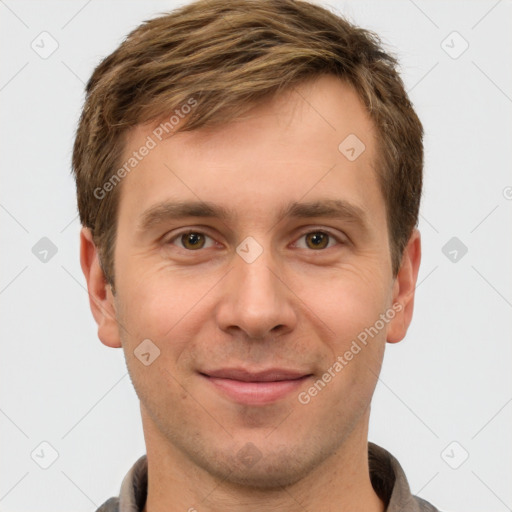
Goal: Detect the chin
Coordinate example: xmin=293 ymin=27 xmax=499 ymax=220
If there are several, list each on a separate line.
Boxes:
xmin=223 ymin=466 xmax=304 ymax=490
xmin=197 ymin=443 xmax=331 ymax=491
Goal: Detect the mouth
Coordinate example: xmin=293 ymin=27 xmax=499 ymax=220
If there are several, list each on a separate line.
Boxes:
xmin=199 ymin=368 xmax=313 ymax=405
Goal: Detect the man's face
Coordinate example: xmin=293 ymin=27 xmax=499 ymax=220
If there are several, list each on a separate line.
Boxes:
xmin=90 ymin=75 xmax=418 ymax=488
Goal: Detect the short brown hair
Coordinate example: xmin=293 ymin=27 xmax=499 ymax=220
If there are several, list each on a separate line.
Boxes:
xmin=72 ymin=0 xmax=423 ymax=284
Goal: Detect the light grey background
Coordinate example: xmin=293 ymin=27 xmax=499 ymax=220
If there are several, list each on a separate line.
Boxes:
xmin=1 ymin=1 xmax=511 ymax=511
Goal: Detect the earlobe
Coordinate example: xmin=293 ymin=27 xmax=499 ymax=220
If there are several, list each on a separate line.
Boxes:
xmin=386 ymin=229 xmax=422 ymax=344
xmin=80 ymin=227 xmax=122 ymax=348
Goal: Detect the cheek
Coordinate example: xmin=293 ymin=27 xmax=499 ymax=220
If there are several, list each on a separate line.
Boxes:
xmin=298 ymin=270 xmax=388 ymax=421
xmin=292 ymin=263 xmax=391 ymax=345
xmin=116 ymin=267 xmax=217 ymax=342
xmin=114 ymin=280 xmax=197 ymax=413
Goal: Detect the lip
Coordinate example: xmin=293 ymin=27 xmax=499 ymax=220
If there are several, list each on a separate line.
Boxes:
xmin=200 ymin=368 xmax=312 ymax=405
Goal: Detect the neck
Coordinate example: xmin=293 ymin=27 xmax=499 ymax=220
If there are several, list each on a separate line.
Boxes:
xmin=141 ymin=408 xmax=385 ymax=512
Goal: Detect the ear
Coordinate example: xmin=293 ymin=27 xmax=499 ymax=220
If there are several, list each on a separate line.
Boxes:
xmin=386 ymin=229 xmax=421 ymax=344
xmin=80 ymin=227 xmax=122 ymax=348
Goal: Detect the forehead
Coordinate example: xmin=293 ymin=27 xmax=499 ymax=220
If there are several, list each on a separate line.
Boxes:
xmin=116 ymin=75 xmax=383 ymax=229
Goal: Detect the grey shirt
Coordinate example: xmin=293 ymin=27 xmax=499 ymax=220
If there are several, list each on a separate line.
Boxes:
xmin=96 ymin=442 xmax=439 ymax=512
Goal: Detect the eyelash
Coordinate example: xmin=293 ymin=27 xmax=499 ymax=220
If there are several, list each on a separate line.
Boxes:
xmin=165 ymin=228 xmax=346 ymax=251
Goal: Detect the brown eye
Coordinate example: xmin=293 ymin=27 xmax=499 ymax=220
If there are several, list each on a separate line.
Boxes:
xmin=305 ymin=232 xmax=330 ymax=249
xmin=181 ymin=232 xmax=206 ymax=250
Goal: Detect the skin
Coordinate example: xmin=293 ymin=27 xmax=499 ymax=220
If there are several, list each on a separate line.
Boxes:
xmin=81 ymin=74 xmax=421 ymax=512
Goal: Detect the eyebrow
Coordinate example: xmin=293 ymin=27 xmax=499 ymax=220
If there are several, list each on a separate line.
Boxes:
xmin=137 ymin=198 xmax=368 ymax=233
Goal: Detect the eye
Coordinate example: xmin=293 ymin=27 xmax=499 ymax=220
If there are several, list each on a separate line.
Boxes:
xmin=169 ymin=231 xmax=216 ymax=250
xmin=295 ymin=230 xmax=340 ymax=250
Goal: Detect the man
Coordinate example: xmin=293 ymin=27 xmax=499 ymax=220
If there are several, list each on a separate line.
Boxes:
xmin=74 ymin=0 xmax=437 ymax=510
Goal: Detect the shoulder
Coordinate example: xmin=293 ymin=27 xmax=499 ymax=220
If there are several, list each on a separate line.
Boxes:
xmin=414 ymin=495 xmax=441 ymax=511
xmin=95 ymin=497 xmax=119 ymax=512
xmin=368 ymin=442 xmax=441 ymax=512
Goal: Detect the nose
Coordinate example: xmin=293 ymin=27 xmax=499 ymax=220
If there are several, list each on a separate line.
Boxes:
xmin=215 ymin=247 xmax=297 ymax=341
